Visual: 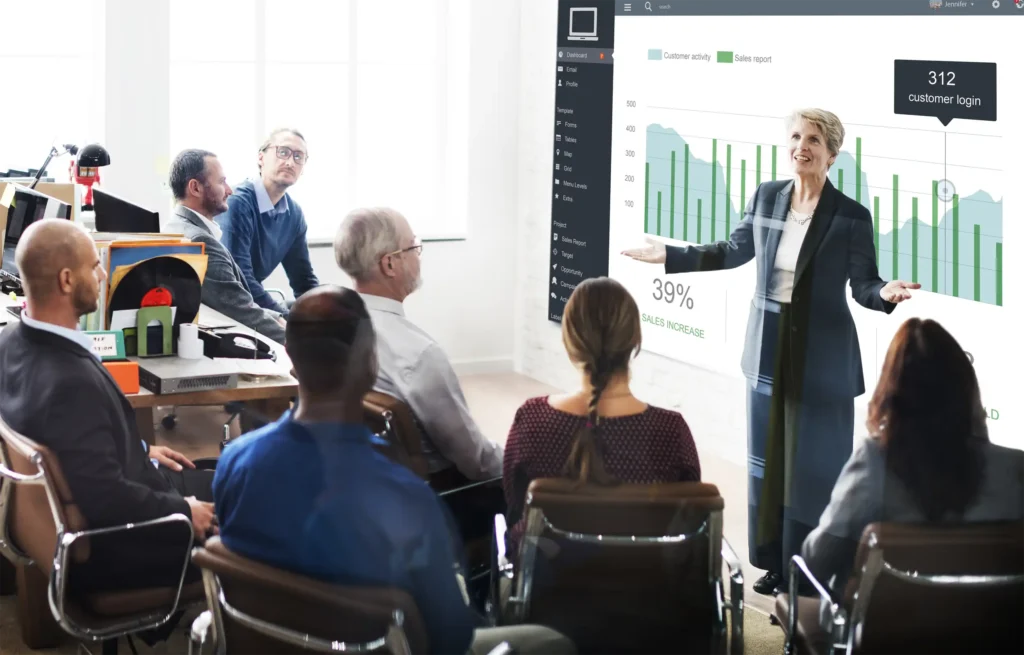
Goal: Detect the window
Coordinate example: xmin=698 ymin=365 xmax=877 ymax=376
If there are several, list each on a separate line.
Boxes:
xmin=170 ymin=0 xmax=469 ymax=241
xmin=0 ymin=0 xmax=105 ymax=177
xmin=169 ymin=0 xmax=256 ymax=190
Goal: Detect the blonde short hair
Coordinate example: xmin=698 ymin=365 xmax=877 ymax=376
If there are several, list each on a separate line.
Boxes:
xmin=786 ymin=109 xmax=845 ymax=158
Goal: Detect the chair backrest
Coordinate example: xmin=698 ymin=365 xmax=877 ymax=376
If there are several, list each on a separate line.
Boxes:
xmin=362 ymin=391 xmax=430 ymax=479
xmin=0 ymin=413 xmax=89 ymax=573
xmin=845 ymin=521 xmax=1024 ymax=654
xmin=193 ymin=537 xmax=430 ymax=654
xmin=514 ymin=478 xmax=725 ymax=654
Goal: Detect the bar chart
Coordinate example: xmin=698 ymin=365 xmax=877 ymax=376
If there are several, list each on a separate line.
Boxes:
xmin=643 ymin=123 xmax=1004 ymax=306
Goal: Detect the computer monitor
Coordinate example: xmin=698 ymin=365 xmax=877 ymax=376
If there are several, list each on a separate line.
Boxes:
xmin=2 ymin=185 xmax=72 ymax=250
xmin=93 ymin=187 xmax=160 ymax=233
xmin=568 ymin=7 xmax=598 ymax=41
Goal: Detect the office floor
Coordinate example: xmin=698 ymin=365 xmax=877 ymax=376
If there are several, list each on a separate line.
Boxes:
xmin=0 ymin=372 xmax=783 ymax=654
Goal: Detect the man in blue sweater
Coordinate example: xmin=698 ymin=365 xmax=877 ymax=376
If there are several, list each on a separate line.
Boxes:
xmin=213 ymin=287 xmax=573 ymax=655
xmin=216 ymin=128 xmax=319 ymax=315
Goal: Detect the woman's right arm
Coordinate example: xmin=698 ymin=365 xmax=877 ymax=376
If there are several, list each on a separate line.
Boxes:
xmin=665 ymin=184 xmax=760 ymax=275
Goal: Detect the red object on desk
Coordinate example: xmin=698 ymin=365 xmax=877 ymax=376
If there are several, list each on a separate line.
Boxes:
xmin=103 ymin=360 xmax=140 ymax=394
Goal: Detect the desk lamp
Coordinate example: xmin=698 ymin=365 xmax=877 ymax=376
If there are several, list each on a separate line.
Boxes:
xmin=29 ymin=143 xmax=79 ymax=189
xmin=72 ymin=143 xmax=111 ymax=209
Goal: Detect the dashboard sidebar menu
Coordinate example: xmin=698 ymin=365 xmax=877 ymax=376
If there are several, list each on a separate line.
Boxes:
xmin=548 ymin=0 xmax=615 ymax=322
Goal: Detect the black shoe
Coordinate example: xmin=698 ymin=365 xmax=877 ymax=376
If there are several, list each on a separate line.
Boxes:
xmin=753 ymin=571 xmax=782 ymax=596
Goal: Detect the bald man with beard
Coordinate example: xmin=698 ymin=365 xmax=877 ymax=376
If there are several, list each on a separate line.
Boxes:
xmin=0 ymin=219 xmax=216 ymax=595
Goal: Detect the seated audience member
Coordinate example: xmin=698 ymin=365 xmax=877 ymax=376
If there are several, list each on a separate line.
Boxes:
xmin=803 ymin=318 xmax=1024 ymax=592
xmin=333 ymin=207 xmax=502 ymax=480
xmin=503 ymin=277 xmax=701 ymax=555
xmin=216 ymin=128 xmax=318 ymax=316
xmin=0 ymin=219 xmax=216 ymax=593
xmin=213 ymin=287 xmax=573 ymax=655
xmin=165 ymin=148 xmax=286 ymax=344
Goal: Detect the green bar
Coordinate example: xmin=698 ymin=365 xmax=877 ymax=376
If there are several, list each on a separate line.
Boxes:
xmin=771 ymin=145 xmax=777 ymax=181
xmin=952 ymin=194 xmax=959 ymax=297
xmin=932 ymin=181 xmax=938 ymax=292
xmin=756 ymin=145 xmax=761 ymax=186
xmin=711 ymin=139 xmax=717 ymax=242
xmin=873 ymin=196 xmax=880 ymax=260
xmin=670 ymin=151 xmax=676 ymax=239
xmin=657 ymin=191 xmax=662 ymax=237
xmin=911 ymin=197 xmax=919 ymax=283
xmin=644 ymin=162 xmax=650 ymax=233
xmin=697 ymin=199 xmax=702 ymax=244
xmin=725 ymin=144 xmax=732 ymax=235
xmin=683 ymin=145 xmax=690 ymax=241
xmin=837 ymin=168 xmax=843 ymax=194
xmin=855 ymin=137 xmax=862 ymax=204
xmin=740 ymin=159 xmax=746 ymax=218
xmin=996 ymin=242 xmax=1003 ymax=306
xmin=973 ymin=224 xmax=981 ymax=302
xmin=717 ymin=51 xmax=734 ymax=63
xmin=892 ymin=174 xmax=899 ymax=281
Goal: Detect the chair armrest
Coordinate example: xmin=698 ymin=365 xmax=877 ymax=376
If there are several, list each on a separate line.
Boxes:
xmin=189 ymin=609 xmax=213 ymax=655
xmin=494 ymin=513 xmax=510 ymax=573
xmin=485 ymin=641 xmax=514 ymax=655
xmin=265 ymin=288 xmax=288 ymax=306
xmin=721 ymin=537 xmax=744 ymax=655
xmin=786 ymin=555 xmax=846 ymax=653
xmin=52 ymin=513 xmax=196 ymax=638
xmin=438 ymin=475 xmax=503 ymax=498
xmin=489 ymin=513 xmax=514 ymax=625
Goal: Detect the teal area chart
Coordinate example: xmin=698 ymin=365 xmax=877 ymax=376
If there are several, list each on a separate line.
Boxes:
xmin=643 ymin=124 xmax=1003 ymax=306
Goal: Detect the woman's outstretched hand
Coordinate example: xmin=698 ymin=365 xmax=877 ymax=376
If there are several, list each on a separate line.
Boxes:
xmin=880 ymin=280 xmax=921 ymax=303
xmin=621 ymin=237 xmax=667 ymax=264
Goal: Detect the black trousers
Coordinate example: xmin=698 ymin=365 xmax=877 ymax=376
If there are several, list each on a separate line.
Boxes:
xmin=69 ymin=466 xmax=215 ymax=594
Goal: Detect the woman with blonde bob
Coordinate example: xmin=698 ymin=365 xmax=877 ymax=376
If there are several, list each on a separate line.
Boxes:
xmin=624 ymin=108 xmax=921 ymax=594
xmin=502 ymin=277 xmax=701 ymax=555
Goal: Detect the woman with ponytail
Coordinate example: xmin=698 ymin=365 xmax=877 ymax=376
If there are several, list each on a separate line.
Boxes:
xmin=502 ymin=277 xmax=701 ymax=555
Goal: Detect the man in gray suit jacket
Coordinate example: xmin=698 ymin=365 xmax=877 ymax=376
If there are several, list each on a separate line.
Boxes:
xmin=165 ymin=149 xmax=286 ymax=344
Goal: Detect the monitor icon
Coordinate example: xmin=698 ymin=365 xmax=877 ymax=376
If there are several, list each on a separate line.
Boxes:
xmin=568 ymin=7 xmax=598 ymax=42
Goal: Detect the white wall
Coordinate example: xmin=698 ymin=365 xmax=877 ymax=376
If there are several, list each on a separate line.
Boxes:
xmin=103 ymin=0 xmax=171 ymax=219
xmin=264 ymin=0 xmax=522 ymax=373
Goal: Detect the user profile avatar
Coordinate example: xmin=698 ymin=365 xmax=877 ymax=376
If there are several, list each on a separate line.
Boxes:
xmin=1015 ymin=0 xmax=1023 ymax=9
xmin=568 ymin=7 xmax=598 ymax=41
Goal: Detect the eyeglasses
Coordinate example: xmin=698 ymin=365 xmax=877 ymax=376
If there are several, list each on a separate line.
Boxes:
xmin=267 ymin=146 xmax=308 ymax=165
xmin=383 ymin=238 xmax=423 ymax=259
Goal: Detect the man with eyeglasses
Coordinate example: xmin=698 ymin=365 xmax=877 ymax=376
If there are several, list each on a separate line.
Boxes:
xmin=216 ymin=128 xmax=319 ymax=316
xmin=333 ymin=207 xmax=503 ymax=482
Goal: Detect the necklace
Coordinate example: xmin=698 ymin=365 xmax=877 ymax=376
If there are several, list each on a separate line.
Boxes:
xmin=789 ymin=208 xmax=813 ymax=225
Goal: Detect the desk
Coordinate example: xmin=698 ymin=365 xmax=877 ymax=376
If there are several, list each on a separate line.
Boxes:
xmin=1 ymin=298 xmax=297 ymax=441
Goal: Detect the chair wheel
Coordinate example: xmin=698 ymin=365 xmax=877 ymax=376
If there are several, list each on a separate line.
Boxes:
xmin=161 ymin=415 xmax=177 ymax=430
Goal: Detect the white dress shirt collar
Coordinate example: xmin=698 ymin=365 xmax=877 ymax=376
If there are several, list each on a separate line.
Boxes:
xmin=359 ymin=293 xmax=405 ymax=317
xmin=20 ymin=311 xmax=99 ymax=360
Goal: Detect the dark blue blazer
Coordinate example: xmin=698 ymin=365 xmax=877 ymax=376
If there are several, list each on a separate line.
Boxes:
xmin=665 ymin=179 xmax=895 ymax=400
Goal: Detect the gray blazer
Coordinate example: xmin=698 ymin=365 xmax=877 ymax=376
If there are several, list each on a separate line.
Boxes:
xmin=165 ymin=205 xmax=286 ymax=344
xmin=666 ymin=179 xmax=895 ymax=400
xmin=802 ymin=437 xmax=1024 ymax=591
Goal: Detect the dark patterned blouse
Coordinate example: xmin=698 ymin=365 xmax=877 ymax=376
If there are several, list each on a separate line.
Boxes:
xmin=502 ymin=396 xmax=701 ymax=554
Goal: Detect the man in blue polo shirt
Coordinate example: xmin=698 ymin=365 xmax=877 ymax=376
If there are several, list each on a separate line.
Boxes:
xmin=216 ymin=128 xmax=319 ymax=315
xmin=214 ymin=287 xmax=573 ymax=655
